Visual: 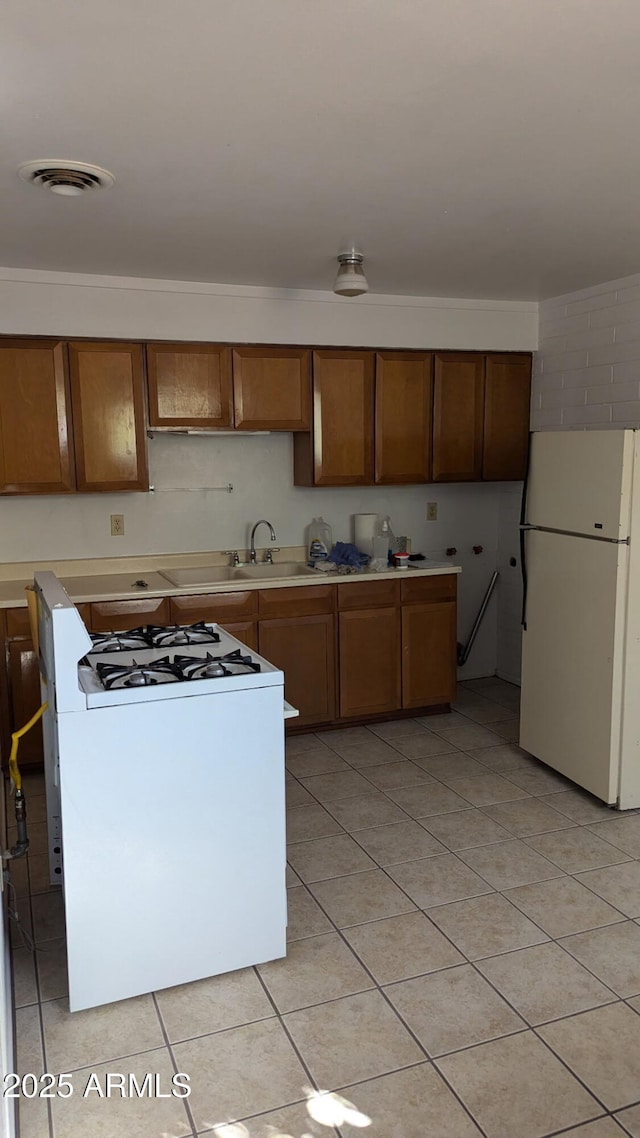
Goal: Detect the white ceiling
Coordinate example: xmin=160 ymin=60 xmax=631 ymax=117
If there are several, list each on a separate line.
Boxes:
xmin=2 ymin=0 xmax=640 ymax=301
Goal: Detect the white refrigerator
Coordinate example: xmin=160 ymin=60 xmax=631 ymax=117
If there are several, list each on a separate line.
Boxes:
xmin=520 ymin=429 xmax=640 ymax=809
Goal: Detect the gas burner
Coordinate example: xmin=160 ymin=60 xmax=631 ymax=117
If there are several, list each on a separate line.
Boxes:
xmin=96 ymin=657 xmax=181 ymax=690
xmin=173 ymin=649 xmax=261 ymax=681
xmin=88 ymin=628 xmax=150 ymax=654
xmin=147 ymin=622 xmax=222 ymax=649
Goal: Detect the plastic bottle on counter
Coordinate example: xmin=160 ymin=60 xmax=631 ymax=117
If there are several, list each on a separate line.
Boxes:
xmin=308 ymin=517 xmax=333 ymax=565
xmin=372 ymin=515 xmax=395 ymax=562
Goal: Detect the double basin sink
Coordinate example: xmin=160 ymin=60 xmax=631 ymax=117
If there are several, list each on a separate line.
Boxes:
xmin=159 ymin=562 xmax=322 ymax=588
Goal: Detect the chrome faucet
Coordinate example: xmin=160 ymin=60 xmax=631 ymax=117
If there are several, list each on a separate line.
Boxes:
xmin=250 ymin=520 xmax=277 ymax=563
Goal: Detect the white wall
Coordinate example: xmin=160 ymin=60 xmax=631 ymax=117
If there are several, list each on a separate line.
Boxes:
xmin=498 ymin=269 xmax=640 ymax=685
xmin=534 ymin=271 xmax=640 ymax=429
xmin=496 ymin=483 xmax=524 ymax=684
xmin=0 ymin=267 xmax=537 ymax=350
xmin=0 ymin=266 xmax=538 ymax=678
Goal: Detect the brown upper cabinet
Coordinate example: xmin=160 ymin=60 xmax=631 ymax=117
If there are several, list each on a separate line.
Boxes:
xmin=375 ymin=351 xmax=433 ymax=483
xmin=68 ymin=342 xmax=149 ymax=492
xmin=146 ymin=343 xmax=311 ymax=432
xmin=147 ymin=343 xmax=233 ymax=429
xmin=483 ymin=353 xmax=532 ymax=480
xmin=433 ymin=351 xmax=531 ymax=482
xmin=0 ymin=338 xmax=150 ymax=495
xmin=295 ymin=348 xmax=530 ymax=487
xmin=232 ymin=346 xmax=311 ymax=430
xmin=293 ymin=350 xmax=375 ymax=485
xmin=0 ymin=339 xmax=75 ymax=494
xmin=432 ymin=353 xmax=486 ymax=482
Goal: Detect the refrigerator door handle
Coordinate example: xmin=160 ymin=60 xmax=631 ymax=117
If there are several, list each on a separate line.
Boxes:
xmin=519 ymin=432 xmax=533 ymax=631
xmin=519 ymin=526 xmax=528 ymax=630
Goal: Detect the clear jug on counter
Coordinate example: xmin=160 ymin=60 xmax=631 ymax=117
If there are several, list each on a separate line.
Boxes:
xmin=372 ymin=515 xmax=395 ymax=561
xmin=308 ymin=517 xmax=332 ymax=565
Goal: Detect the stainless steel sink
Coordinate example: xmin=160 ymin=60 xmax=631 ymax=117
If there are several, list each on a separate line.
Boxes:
xmin=235 ymin=563 xmax=320 ymax=580
xmin=159 ymin=562 xmax=320 ymax=587
xmin=159 ymin=566 xmax=238 ymax=587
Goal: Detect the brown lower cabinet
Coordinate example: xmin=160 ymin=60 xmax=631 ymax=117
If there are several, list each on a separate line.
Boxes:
xmin=169 ymin=591 xmax=259 ymax=649
xmin=7 ymin=639 xmax=43 ymax=765
xmin=259 ymin=615 xmax=336 ymax=727
xmin=1 ymin=573 xmax=458 ymax=767
xmin=339 ymin=607 xmax=401 ymax=718
xmin=402 ymin=602 xmax=457 ymax=707
xmin=2 ymin=604 xmax=91 ymax=770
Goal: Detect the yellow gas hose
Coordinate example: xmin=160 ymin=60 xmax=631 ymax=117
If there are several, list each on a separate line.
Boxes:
xmin=9 ymin=702 xmax=48 ymax=791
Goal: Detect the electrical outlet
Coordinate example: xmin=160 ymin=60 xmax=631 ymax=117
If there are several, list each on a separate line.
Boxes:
xmin=110 ymin=514 xmax=125 ymax=537
xmin=427 ymin=502 xmax=438 ymax=521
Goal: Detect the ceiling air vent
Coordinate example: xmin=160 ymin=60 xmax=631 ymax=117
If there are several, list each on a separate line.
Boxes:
xmin=18 ymin=159 xmax=115 ymax=197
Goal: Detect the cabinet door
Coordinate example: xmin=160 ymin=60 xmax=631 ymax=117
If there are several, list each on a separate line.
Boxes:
xmin=375 ymin=351 xmax=432 ymax=483
xmin=233 ymin=347 xmax=311 ymax=430
xmin=339 ymin=607 xmax=400 ymax=718
xmin=8 ymin=640 xmax=44 ymax=766
xmin=0 ymin=340 xmax=74 ymax=494
xmin=294 ymin=350 xmax=375 ymax=485
xmin=69 ymin=342 xmax=148 ymax=491
xmin=220 ymin=621 xmax=258 ymax=651
xmin=402 ymin=602 xmax=457 ymax=709
xmin=147 ymin=343 xmax=233 ymax=428
xmin=260 ymin=614 xmax=335 ymax=726
xmin=483 ymin=353 xmax=532 ymax=481
xmin=432 ymin=353 xmax=485 ymax=482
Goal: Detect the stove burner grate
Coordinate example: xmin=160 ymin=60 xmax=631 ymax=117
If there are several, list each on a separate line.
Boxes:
xmin=88 ymin=627 xmax=150 ymax=654
xmin=173 ymin=649 xmax=261 ymax=681
xmin=96 ymin=657 xmax=181 ymax=690
xmin=146 ymin=622 xmax=222 ymax=648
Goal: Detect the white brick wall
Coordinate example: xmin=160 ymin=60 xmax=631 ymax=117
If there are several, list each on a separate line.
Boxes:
xmin=535 ymin=272 xmax=640 ymax=428
xmin=500 ymin=270 xmax=640 ymax=684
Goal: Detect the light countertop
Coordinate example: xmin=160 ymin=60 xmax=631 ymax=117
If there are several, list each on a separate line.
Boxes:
xmin=0 ymin=550 xmax=462 ymax=609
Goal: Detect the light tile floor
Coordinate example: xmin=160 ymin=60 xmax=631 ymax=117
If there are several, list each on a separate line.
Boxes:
xmin=7 ymin=677 xmax=640 ymax=1137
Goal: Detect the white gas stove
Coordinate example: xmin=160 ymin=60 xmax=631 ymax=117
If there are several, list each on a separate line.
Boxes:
xmin=35 ymin=571 xmax=294 ymax=1012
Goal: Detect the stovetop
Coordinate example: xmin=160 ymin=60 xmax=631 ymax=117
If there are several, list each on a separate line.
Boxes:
xmin=86 ymin=622 xmax=222 ymax=654
xmin=77 ymin=622 xmax=282 ymax=705
xmin=34 ymin=572 xmax=284 ymax=713
xmin=95 ymin=648 xmax=262 ymax=690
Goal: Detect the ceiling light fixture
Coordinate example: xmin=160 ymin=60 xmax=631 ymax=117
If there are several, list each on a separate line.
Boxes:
xmin=333 ymin=250 xmax=368 ymax=297
xmin=18 ymin=159 xmax=115 ymax=196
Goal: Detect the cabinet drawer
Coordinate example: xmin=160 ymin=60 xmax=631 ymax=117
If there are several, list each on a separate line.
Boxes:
xmin=169 ymin=592 xmax=257 ymax=624
xmin=338 ymin=579 xmax=400 ymax=610
xmin=89 ymin=597 xmax=170 ymax=631
xmin=400 ymin=574 xmax=457 ymax=605
xmin=6 ymin=602 xmax=90 ymax=637
xmin=258 ymin=585 xmax=335 ymax=619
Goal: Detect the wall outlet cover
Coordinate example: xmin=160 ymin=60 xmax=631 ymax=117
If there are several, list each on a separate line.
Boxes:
xmin=110 ymin=514 xmax=125 ymax=536
xmin=427 ymin=502 xmax=438 ymax=521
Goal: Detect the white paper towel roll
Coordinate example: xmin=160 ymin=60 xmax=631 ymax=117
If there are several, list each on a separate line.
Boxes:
xmin=354 ymin=513 xmax=378 ymax=554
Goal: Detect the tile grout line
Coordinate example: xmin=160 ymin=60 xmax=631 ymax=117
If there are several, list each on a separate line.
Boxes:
xmin=281 ymin=879 xmax=493 ymax=1138
xmin=5 ymin=786 xmax=54 ymax=1138
xmin=284 ymin=769 xmax=640 ymax=1078
xmin=12 ymin=683 xmax=640 ymax=1137
xmin=151 ymin=990 xmax=199 ymax=1138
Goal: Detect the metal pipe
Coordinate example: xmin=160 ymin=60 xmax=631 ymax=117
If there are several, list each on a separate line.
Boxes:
xmin=5 ymin=790 xmax=29 ymax=860
xmin=457 ymin=570 xmax=500 ymax=667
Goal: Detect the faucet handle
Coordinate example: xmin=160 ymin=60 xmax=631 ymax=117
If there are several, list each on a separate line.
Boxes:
xmin=223 ymin=550 xmax=241 ymax=566
xmin=263 ymin=548 xmax=280 ymax=564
